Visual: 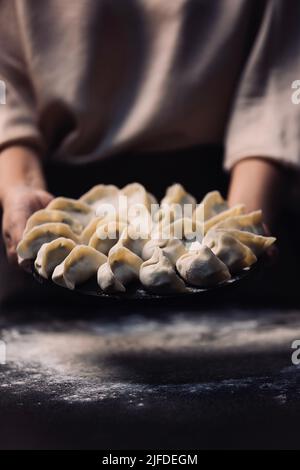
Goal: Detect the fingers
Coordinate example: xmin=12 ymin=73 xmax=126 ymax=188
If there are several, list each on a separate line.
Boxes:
xmin=22 ymin=189 xmax=54 ymax=215
xmin=33 ymin=189 xmax=54 ymax=211
xmin=2 ymin=206 xmax=32 ymax=264
xmin=1 ymin=188 xmax=54 ymax=264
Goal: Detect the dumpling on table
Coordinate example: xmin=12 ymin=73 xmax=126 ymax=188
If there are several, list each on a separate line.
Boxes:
xmin=152 ymin=217 xmax=203 ymax=246
xmin=19 ymin=183 xmax=276 ymax=295
xmin=161 ymin=183 xmax=196 ymax=210
xmin=108 ymin=247 xmax=142 ymax=287
xmin=142 ymin=237 xmax=187 ymax=264
xmin=162 ymin=238 xmax=188 ymax=264
xmin=121 ymin=183 xmax=157 ymax=231
xmin=34 ymin=237 xmax=77 ymax=279
xmin=110 ymin=226 xmax=150 ymax=258
xmin=152 ymin=205 xmax=183 ymax=230
xmin=17 ymin=223 xmax=78 ymax=261
xmin=52 ymin=245 xmax=107 ymax=290
xmin=212 ymin=210 xmax=265 ymax=235
xmin=47 ymin=197 xmax=94 ymax=227
xmin=89 ymin=220 xmax=128 ymax=255
xmin=203 ymin=228 xmax=276 ymax=256
xmin=24 ymin=209 xmax=83 ymax=235
xmin=142 ymin=238 xmax=169 ymax=261
xmin=140 ymin=247 xmax=188 ymax=294
xmin=122 ymin=183 xmax=157 ymax=211
xmin=97 ymin=262 xmax=126 ymax=293
xmin=216 ymin=229 xmax=276 ymax=256
xmin=197 ymin=204 xmax=246 ymax=234
xmin=203 ymin=230 xmax=257 ymax=273
xmin=80 ymin=214 xmax=128 ymax=245
xmin=156 ymin=184 xmax=196 ymax=228
xmin=176 ymin=245 xmax=231 ymax=287
xmin=194 ymin=191 xmax=228 ymax=222
xmin=108 ymin=227 xmax=144 ymax=285
xmin=79 ymin=184 xmax=120 ymax=213
xmin=127 ymin=207 xmax=154 ymax=237
xmin=80 ymin=217 xmax=107 ymax=244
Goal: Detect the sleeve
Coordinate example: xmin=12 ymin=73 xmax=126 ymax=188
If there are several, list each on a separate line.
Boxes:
xmin=224 ymin=0 xmax=300 ymax=171
xmin=0 ymin=0 xmax=44 ymax=153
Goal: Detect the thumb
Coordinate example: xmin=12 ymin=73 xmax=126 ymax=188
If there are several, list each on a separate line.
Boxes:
xmin=3 ymin=209 xmax=31 ymax=264
xmin=35 ymin=189 xmax=54 ymax=208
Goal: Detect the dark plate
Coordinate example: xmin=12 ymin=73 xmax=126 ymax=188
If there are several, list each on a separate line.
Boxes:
xmin=29 ymin=258 xmax=263 ymax=301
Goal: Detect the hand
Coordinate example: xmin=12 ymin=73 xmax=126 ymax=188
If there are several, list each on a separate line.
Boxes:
xmin=263 ymin=223 xmax=278 ymax=266
xmin=2 ymin=185 xmax=54 ymax=263
xmin=227 ymin=157 xmax=287 ymax=228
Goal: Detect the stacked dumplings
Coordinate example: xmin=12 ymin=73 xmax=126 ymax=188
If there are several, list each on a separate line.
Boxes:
xmin=17 ymin=183 xmax=276 ymax=295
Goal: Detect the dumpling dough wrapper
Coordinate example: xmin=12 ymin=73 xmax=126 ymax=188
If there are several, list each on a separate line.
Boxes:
xmin=52 ymin=245 xmax=107 ymax=290
xmin=35 ymin=237 xmax=77 ymax=279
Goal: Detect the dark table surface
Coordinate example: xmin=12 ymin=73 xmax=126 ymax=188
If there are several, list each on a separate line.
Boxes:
xmin=1 ymin=276 xmax=300 ymax=450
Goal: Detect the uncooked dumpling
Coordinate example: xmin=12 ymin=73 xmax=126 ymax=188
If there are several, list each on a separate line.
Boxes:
xmin=17 ymin=223 xmax=78 ymax=260
xmin=25 ymin=209 xmax=83 ymax=235
xmin=201 ymin=205 xmax=245 ymax=234
xmin=193 ymin=192 xmax=245 ymax=234
xmin=203 ymin=230 xmax=257 ymax=273
xmin=120 ymin=183 xmax=157 ymax=232
xmin=220 ymin=229 xmax=276 ymax=256
xmin=152 ymin=205 xmax=183 ymax=231
xmin=194 ymin=191 xmax=228 ymax=223
xmin=35 ymin=237 xmax=76 ymax=279
xmin=80 ymin=217 xmax=110 ymax=244
xmin=89 ymin=220 xmax=127 ymax=255
xmin=161 ymin=183 xmax=196 ymax=211
xmin=52 ymin=245 xmax=107 ymax=290
xmin=152 ymin=217 xmax=203 ymax=245
xmin=97 ymin=262 xmax=126 ymax=293
xmin=128 ymin=207 xmax=154 ymax=236
xmin=108 ymin=229 xmax=143 ymax=285
xmin=79 ymin=184 xmax=120 ymax=213
xmin=47 ymin=197 xmax=94 ymax=227
xmin=213 ymin=210 xmax=265 ymax=235
xmin=110 ymin=226 xmax=149 ymax=258
xmin=108 ymin=247 xmax=142 ymax=286
xmin=203 ymin=228 xmax=276 ymax=256
xmin=140 ymin=247 xmax=187 ymax=294
xmin=142 ymin=238 xmax=187 ymax=264
xmin=122 ymin=183 xmax=157 ymax=212
xmin=18 ymin=182 xmax=275 ymax=294
xmin=176 ymin=245 xmax=231 ymax=287
xmin=153 ymin=184 xmax=196 ymax=231
xmin=142 ymin=239 xmax=168 ymax=261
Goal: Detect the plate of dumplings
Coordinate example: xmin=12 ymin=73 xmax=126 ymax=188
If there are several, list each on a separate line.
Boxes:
xmin=17 ymin=183 xmax=276 ymax=299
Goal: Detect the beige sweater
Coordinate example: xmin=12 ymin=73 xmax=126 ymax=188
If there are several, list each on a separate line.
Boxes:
xmin=0 ymin=0 xmax=300 ymax=169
